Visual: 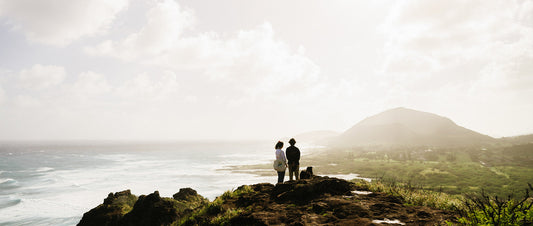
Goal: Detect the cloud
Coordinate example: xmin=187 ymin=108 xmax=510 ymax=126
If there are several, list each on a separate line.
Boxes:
xmin=18 ymin=64 xmax=66 ymax=90
xmin=10 ymin=63 xmax=182 ymax=107
xmin=0 ymin=0 xmax=128 ymax=46
xmin=85 ymin=0 xmax=193 ymax=59
xmin=379 ymin=0 xmax=533 ymax=95
xmin=204 ymin=24 xmax=320 ymax=97
xmin=115 ymin=71 xmax=179 ymax=103
xmin=85 ymin=0 xmax=321 ymax=103
xmin=4 ymin=68 xmax=193 ymax=140
xmin=67 ymin=71 xmax=113 ymax=106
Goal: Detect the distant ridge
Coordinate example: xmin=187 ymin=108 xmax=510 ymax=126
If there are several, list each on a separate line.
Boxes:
xmin=499 ymin=134 xmax=533 ymax=145
xmin=335 ymin=107 xmax=494 ymax=147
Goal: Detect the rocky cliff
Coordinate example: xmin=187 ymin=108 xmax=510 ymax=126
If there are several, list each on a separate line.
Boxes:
xmin=78 ymin=176 xmax=457 ymax=225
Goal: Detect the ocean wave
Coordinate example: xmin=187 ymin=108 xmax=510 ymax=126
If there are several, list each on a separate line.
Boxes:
xmin=0 ymin=216 xmax=80 ymax=226
xmin=0 ymin=194 xmax=91 ymax=225
xmin=0 ymin=196 xmax=22 ymax=209
xmin=95 ymin=154 xmax=136 ymax=162
xmin=0 ymin=178 xmax=17 ymax=185
xmin=36 ymin=167 xmax=54 ymax=172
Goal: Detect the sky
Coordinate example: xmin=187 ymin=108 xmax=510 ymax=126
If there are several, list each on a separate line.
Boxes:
xmin=0 ymin=0 xmax=532 ymax=140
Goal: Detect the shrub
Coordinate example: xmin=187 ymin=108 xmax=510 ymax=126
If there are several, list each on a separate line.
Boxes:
xmin=220 ymin=185 xmax=255 ymax=201
xmin=457 ymin=184 xmax=533 ymax=225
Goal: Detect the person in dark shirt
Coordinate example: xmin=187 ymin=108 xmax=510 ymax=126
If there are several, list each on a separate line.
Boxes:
xmin=285 ymin=138 xmax=301 ymax=181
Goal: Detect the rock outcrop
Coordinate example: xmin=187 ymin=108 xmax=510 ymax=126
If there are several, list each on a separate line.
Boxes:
xmin=119 ymin=191 xmax=180 ymax=226
xmin=271 ymin=176 xmax=352 ymax=203
xmin=78 ymin=188 xmax=208 ymax=226
xmin=78 ymin=176 xmax=457 ymax=225
xmin=78 ymin=190 xmax=137 ymax=226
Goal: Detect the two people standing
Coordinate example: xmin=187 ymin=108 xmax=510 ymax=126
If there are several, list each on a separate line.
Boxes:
xmin=274 ymin=138 xmax=301 ymax=183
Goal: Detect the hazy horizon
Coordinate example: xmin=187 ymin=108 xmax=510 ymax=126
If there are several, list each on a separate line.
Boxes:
xmin=1 ymin=0 xmax=532 ymax=140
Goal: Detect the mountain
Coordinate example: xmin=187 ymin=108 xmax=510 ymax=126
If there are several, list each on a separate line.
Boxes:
xmin=335 ymin=107 xmax=494 ymax=147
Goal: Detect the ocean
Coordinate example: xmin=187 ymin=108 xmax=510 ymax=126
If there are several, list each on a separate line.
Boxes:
xmin=0 ymin=140 xmax=290 ymax=225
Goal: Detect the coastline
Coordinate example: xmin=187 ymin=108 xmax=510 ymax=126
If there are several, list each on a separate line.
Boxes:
xmin=0 ymin=141 xmax=372 ymax=225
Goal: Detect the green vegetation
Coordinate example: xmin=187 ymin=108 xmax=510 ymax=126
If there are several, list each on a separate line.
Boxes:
xmin=163 ymin=197 xmax=206 ymax=214
xmin=112 ymin=193 xmax=138 ymax=215
xmin=210 ymin=208 xmax=244 ymax=225
xmin=353 ymin=179 xmax=533 ymax=225
xmin=457 ymin=186 xmax=533 ymax=225
xmin=306 ymin=143 xmax=533 ymax=198
xmin=354 ymin=179 xmax=462 ymax=211
xmin=300 ymin=143 xmax=533 ymax=224
xmin=177 ymin=185 xmax=255 ymax=226
xmin=220 ymin=185 xmax=255 ymax=201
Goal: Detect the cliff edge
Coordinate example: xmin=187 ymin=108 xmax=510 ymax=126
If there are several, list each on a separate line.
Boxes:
xmin=78 ymin=176 xmax=457 ymax=225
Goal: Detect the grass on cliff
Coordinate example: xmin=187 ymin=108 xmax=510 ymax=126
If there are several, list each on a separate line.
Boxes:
xmin=354 ymin=179 xmax=462 ymax=211
xmin=117 ymin=196 xmax=138 ymax=215
xmin=220 ymin=185 xmax=255 ymax=201
xmin=162 ymin=197 xmax=206 ymax=215
xmin=355 ymin=179 xmax=533 ymax=225
xmin=176 ymin=185 xmax=255 ymax=226
xmin=104 ymin=192 xmax=138 ymax=215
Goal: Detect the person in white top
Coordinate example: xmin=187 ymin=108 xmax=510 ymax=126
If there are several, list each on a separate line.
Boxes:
xmin=274 ymin=141 xmax=287 ymax=183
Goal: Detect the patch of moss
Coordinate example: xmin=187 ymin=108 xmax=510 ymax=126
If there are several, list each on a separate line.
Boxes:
xmin=104 ymin=190 xmax=138 ymax=215
xmin=211 ymin=208 xmax=244 ymax=225
xmin=220 ymin=185 xmax=256 ymax=201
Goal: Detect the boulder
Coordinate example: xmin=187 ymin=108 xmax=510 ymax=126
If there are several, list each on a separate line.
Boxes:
xmin=173 ymin=188 xmax=198 ymax=201
xmin=119 ymin=191 xmax=179 ymax=226
xmin=78 ymin=188 xmax=209 ymax=226
xmin=300 ymin=166 xmax=314 ymax=179
xmin=272 ymin=176 xmax=354 ymax=203
xmin=78 ymin=190 xmax=137 ymax=226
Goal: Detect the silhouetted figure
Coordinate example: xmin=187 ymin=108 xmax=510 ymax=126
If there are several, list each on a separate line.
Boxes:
xmin=273 ymin=141 xmax=287 ymax=183
xmin=300 ymin=167 xmax=313 ymax=179
xmin=286 ymin=138 xmax=301 ymax=181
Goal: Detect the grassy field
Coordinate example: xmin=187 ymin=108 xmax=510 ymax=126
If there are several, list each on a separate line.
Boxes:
xmin=304 ymin=143 xmax=533 ymax=198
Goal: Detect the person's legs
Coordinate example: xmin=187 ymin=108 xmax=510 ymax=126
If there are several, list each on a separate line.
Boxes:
xmin=288 ymin=169 xmax=293 ymax=181
xmin=295 ymin=164 xmax=300 ymax=180
xmin=277 ymin=171 xmax=285 ymax=183
xmin=288 ymin=164 xmax=294 ymax=181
